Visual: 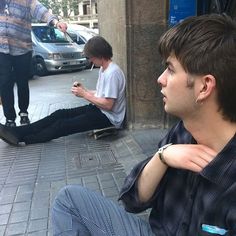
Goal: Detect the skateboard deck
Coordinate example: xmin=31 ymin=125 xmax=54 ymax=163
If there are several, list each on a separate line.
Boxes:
xmin=90 ymin=126 xmax=118 ymax=140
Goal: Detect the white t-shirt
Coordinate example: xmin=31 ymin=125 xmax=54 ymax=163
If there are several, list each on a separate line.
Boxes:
xmin=95 ymin=62 xmax=126 ymax=128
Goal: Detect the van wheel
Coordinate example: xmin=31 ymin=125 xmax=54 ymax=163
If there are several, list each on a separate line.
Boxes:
xmin=34 ymin=58 xmax=48 ymax=76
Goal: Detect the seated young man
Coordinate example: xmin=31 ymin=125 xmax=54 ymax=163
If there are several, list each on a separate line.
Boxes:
xmin=0 ymin=36 xmax=126 ymax=145
xmin=51 ymin=14 xmax=236 ymax=236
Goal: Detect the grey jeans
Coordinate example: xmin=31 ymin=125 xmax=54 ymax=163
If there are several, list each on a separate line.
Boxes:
xmin=51 ymin=185 xmax=155 ymax=236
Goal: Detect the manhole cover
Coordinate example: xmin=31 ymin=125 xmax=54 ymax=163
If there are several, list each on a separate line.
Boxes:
xmin=75 ymin=150 xmax=117 ymax=168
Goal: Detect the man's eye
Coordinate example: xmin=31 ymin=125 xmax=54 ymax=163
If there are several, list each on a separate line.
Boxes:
xmin=167 ymin=67 xmax=174 ymax=74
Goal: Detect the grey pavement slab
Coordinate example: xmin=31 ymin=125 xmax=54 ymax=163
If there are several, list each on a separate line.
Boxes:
xmin=0 ymin=69 xmax=167 ymax=235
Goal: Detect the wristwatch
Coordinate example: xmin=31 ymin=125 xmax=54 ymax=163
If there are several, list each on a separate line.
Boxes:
xmin=157 ymin=143 xmax=172 ymax=165
xmin=50 ymin=19 xmax=59 ymax=27
xmin=53 ymin=20 xmax=59 ymax=27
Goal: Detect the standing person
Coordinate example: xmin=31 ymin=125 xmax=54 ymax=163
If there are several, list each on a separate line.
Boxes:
xmin=0 ymin=36 xmax=126 ymax=145
xmin=0 ymin=0 xmax=67 ymax=127
xmin=50 ymin=14 xmax=236 ymax=236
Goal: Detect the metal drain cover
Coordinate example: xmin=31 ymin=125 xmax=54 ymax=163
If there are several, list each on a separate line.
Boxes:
xmin=75 ymin=150 xmax=117 ymax=168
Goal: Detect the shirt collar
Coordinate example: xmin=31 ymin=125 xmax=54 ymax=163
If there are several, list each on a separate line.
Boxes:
xmin=200 ymin=133 xmax=236 ymax=185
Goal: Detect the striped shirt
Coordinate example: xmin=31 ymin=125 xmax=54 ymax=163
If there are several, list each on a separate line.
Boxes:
xmin=0 ymin=0 xmax=57 ymax=55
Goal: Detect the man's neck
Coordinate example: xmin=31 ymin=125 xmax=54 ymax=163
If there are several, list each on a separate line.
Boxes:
xmin=101 ymin=59 xmax=112 ymax=71
xmin=184 ymin=117 xmax=236 ymax=153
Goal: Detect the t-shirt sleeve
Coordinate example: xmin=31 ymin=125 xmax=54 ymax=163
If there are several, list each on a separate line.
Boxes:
xmin=103 ymin=71 xmax=121 ymax=99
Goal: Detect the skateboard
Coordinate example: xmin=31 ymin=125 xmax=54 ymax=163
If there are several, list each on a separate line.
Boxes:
xmin=90 ymin=126 xmax=118 ymax=140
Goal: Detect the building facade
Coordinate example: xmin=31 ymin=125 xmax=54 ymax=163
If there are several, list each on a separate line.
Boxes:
xmin=77 ymin=0 xmax=98 ymax=28
xmin=65 ymin=0 xmax=98 ymax=29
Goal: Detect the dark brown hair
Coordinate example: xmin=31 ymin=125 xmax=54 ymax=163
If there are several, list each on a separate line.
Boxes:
xmin=159 ymin=14 xmax=236 ymax=122
xmin=84 ymin=36 xmax=113 ymax=60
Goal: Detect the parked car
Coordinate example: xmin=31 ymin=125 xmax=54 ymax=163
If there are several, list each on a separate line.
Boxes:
xmin=67 ymin=30 xmax=87 ymax=45
xmin=66 ymin=24 xmax=98 ymax=43
xmin=31 ymin=23 xmax=89 ymax=76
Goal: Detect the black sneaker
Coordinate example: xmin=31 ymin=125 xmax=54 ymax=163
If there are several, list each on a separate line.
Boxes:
xmin=5 ymin=120 xmax=16 ymax=127
xmin=0 ymin=123 xmax=19 ymax=146
xmin=20 ymin=113 xmax=30 ymax=125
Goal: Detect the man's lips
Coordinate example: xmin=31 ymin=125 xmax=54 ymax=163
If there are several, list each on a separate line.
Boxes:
xmin=161 ymin=91 xmax=166 ymax=97
xmin=161 ymin=91 xmax=167 ymax=102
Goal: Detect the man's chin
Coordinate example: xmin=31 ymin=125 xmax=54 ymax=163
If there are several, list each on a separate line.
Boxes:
xmin=164 ymin=106 xmax=175 ymax=116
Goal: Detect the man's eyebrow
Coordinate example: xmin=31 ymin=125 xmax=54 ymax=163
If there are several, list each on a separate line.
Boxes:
xmin=165 ymin=61 xmax=173 ymax=67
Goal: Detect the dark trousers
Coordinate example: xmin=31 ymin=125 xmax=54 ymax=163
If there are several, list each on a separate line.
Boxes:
xmin=13 ymin=104 xmax=112 ymax=144
xmin=0 ymin=52 xmax=32 ymax=120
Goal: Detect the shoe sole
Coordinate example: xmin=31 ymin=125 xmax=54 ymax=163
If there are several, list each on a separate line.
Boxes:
xmin=0 ymin=127 xmax=19 ymax=146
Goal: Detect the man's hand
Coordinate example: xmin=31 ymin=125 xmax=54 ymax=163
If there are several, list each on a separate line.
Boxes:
xmin=163 ymin=144 xmax=217 ymax=172
xmin=137 ymin=144 xmax=217 ymax=203
xmin=71 ymin=83 xmax=87 ymax=98
xmin=52 ymin=19 xmax=67 ymax=33
xmin=56 ymin=22 xmax=67 ymax=33
xmin=70 ymin=82 xmax=114 ymax=110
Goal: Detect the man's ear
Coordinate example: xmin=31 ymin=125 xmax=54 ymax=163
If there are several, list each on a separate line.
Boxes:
xmin=198 ymin=75 xmax=216 ymax=100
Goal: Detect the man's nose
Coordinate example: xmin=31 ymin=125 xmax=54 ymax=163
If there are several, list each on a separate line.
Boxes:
xmin=157 ymin=69 xmax=167 ymax=85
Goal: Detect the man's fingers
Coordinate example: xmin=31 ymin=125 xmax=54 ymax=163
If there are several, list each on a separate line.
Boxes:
xmin=188 ymin=162 xmax=203 ymax=172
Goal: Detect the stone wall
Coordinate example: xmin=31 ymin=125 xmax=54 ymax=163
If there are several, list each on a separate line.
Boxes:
xmin=98 ymin=0 xmax=176 ymax=129
xmin=97 ymin=0 xmax=127 ymax=73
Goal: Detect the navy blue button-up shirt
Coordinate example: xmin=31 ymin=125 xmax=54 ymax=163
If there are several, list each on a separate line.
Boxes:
xmin=119 ymin=121 xmax=236 ymax=236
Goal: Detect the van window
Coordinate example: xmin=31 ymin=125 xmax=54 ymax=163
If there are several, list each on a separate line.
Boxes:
xmin=32 ymin=26 xmax=71 ymax=43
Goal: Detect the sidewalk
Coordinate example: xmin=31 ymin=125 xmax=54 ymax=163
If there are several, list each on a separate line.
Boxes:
xmin=0 ymin=69 xmax=167 ymax=236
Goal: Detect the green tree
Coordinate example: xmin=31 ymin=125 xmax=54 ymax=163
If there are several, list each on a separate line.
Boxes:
xmin=40 ymin=0 xmax=80 ymax=19
xmin=40 ymin=0 xmax=61 ymax=16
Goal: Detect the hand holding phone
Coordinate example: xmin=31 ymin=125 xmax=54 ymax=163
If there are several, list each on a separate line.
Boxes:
xmin=73 ymin=82 xmax=81 ymax=87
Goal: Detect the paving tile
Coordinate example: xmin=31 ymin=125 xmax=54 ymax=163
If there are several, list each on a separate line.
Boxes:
xmin=102 ymin=187 xmax=120 ymax=198
xmin=0 ymin=225 xmax=6 ymax=236
xmin=9 ymin=211 xmax=29 ymax=224
xmin=28 ymin=230 xmax=47 ymax=236
xmin=47 ymin=228 xmax=53 ymax=236
xmin=0 ymin=187 xmax=18 ymax=197
xmin=0 ymin=195 xmax=15 ymax=205
xmin=27 ymin=218 xmax=47 ymax=233
xmin=0 ymin=204 xmax=12 ymax=215
xmin=34 ymin=183 xmax=51 ymax=192
xmin=32 ymin=191 xmax=50 ymax=208
xmin=15 ymin=192 xmax=33 ymax=203
xmin=5 ymin=222 xmax=27 ymax=235
xmin=12 ymin=202 xmax=31 ymax=213
xmin=0 ymin=214 xmax=9 ymax=226
xmin=17 ymin=185 xmax=35 ymax=195
xmin=67 ymin=178 xmax=82 ymax=185
xmin=83 ymin=181 xmax=100 ymax=191
xmin=30 ymin=207 xmax=48 ymax=220
xmin=97 ymin=173 xmax=113 ymax=181
xmin=100 ymin=179 xmax=116 ymax=189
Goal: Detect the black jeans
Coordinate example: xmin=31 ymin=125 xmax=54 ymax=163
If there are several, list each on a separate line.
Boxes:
xmin=12 ymin=104 xmax=112 ymax=144
xmin=0 ymin=52 xmax=32 ymax=120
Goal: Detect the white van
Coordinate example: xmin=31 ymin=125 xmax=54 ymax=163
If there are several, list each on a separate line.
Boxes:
xmin=31 ymin=23 xmax=89 ymax=76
